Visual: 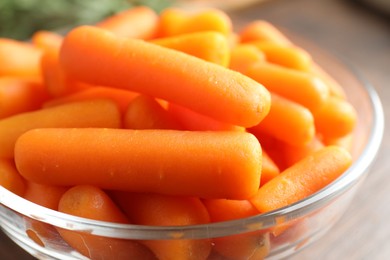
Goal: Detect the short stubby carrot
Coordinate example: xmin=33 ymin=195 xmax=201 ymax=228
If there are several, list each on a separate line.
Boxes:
xmin=60 ymin=26 xmax=270 ymax=127
xmin=239 ymin=20 xmax=292 ymax=46
xmin=23 ymin=182 xmax=68 ymax=210
xmin=229 ymin=44 xmax=266 ymax=74
xmin=261 ymin=151 xmax=280 ymax=185
xmin=0 ymin=158 xmax=26 ymax=196
xmin=0 ymin=99 xmax=121 ymax=158
xmin=31 ymin=30 xmax=63 ymax=51
xmin=15 ymin=128 xmax=262 ymax=199
xmin=250 ymin=146 xmax=352 ymax=213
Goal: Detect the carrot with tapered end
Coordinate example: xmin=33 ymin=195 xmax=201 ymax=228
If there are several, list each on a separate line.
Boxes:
xmin=322 ymin=133 xmax=353 ymax=152
xmin=250 ymin=146 xmax=352 ymax=213
xmin=203 ymin=199 xmax=270 ymax=260
xmin=23 ymin=182 xmax=68 ymax=210
xmin=0 ymin=39 xmax=42 ymax=77
xmin=239 ymin=20 xmax=292 ymax=46
xmin=60 ymin=26 xmax=270 ymax=127
xmin=282 ymin=136 xmax=324 ymax=168
xmin=112 ymin=192 xmax=211 ymax=260
xmin=245 ymin=62 xmax=329 ymax=113
xmin=43 ymin=86 xmax=138 ymax=114
xmin=229 ymin=44 xmax=266 ymax=73
xmin=15 ymin=129 xmax=261 ymax=199
xmin=31 ymin=30 xmax=63 ymax=51
xmin=97 ymin=6 xmax=158 ymax=39
xmin=168 ymin=103 xmax=244 ymax=132
xmin=0 ymin=99 xmax=121 ymax=158
xmin=0 ymin=77 xmax=49 ymax=119
xmin=124 ymin=95 xmax=183 ymax=130
xmin=261 ymin=150 xmax=280 ymax=185
xmin=309 ymin=62 xmax=346 ymax=99
xmin=313 ymin=96 xmax=357 ymax=139
xmin=0 ymin=159 xmax=26 ymax=196
xmin=249 ymin=93 xmax=315 ymax=146
xmin=58 ymin=185 xmax=156 ymax=260
xmin=156 ymin=8 xmax=187 ymax=37
xmin=151 ymin=31 xmax=230 ymax=66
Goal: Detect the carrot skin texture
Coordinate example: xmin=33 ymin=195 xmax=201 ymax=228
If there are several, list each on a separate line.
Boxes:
xmin=0 ymin=99 xmax=121 ymax=158
xmin=0 ymin=159 xmax=26 ymax=196
xmin=60 ymin=26 xmax=270 ymax=127
xmin=15 ymin=128 xmax=262 ymax=199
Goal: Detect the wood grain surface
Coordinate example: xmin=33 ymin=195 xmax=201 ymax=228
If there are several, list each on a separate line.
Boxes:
xmin=1 ymin=0 xmax=389 ymax=259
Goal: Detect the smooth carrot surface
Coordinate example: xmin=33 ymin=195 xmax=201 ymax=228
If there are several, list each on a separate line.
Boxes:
xmin=15 ymin=128 xmax=262 ymax=199
xmin=261 ymin=151 xmax=280 ymax=185
xmin=97 ymin=6 xmax=158 ymax=39
xmin=250 ymin=146 xmax=352 ymax=213
xmin=229 ymin=44 xmax=266 ymax=73
xmin=0 ymin=99 xmax=121 ymax=158
xmin=124 ymin=95 xmax=183 ymax=130
xmin=31 ymin=30 xmax=63 ymax=51
xmin=113 ymin=192 xmax=211 ymax=260
xmin=23 ymin=182 xmax=67 ymax=210
xmin=60 ymin=26 xmax=270 ymax=127
xmin=282 ymin=136 xmax=325 ymax=168
xmin=0 ymin=158 xmax=26 ymax=196
xmin=239 ymin=20 xmax=292 ymax=46
xmin=58 ymin=185 xmax=156 ymax=260
xmin=310 ymin=62 xmax=346 ymax=99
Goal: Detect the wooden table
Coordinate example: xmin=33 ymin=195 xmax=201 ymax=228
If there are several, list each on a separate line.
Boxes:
xmin=1 ymin=0 xmax=389 ymax=259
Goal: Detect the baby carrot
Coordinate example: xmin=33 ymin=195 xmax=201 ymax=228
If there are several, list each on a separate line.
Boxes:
xmin=0 ymin=159 xmax=26 ymax=196
xmin=31 ymin=30 xmax=63 ymax=51
xmin=96 ymin=6 xmax=158 ymax=39
xmin=322 ymin=133 xmax=353 ymax=152
xmin=58 ymin=185 xmax=156 ymax=260
xmin=151 ymin=31 xmax=230 ymax=67
xmin=282 ymin=136 xmax=325 ymax=167
xmin=112 ymin=192 xmax=212 ymax=260
xmin=245 ymin=62 xmax=329 ymax=112
xmin=60 ymin=26 xmax=270 ymax=127
xmin=0 ymin=39 xmax=42 ymax=77
xmin=0 ymin=99 xmax=121 ymax=158
xmin=250 ymin=146 xmax=352 ymax=213
xmin=124 ymin=95 xmax=183 ymax=130
xmin=15 ymin=128 xmax=262 ymax=199
xmin=261 ymin=150 xmax=280 ymax=185
xmin=0 ymin=77 xmax=49 ymax=119
xmin=309 ymin=62 xmax=346 ymax=99
xmin=239 ymin=20 xmax=292 ymax=46
xmin=229 ymin=44 xmax=266 ymax=74
xmin=23 ymin=182 xmax=68 ymax=210
xmin=156 ymin=8 xmax=187 ymax=37
xmin=249 ymin=93 xmax=315 ymax=146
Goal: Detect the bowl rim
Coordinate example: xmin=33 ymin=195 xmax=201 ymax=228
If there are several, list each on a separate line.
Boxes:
xmin=0 ymin=40 xmax=385 ymax=241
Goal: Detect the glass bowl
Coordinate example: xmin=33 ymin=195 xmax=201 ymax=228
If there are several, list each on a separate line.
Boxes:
xmin=0 ymin=33 xmax=385 ymax=260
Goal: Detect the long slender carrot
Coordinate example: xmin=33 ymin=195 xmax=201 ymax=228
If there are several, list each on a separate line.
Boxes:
xmin=15 ymin=128 xmax=262 ymax=199
xmin=57 ymin=185 xmax=156 ymax=260
xmin=0 ymin=158 xmax=26 ymax=196
xmin=0 ymin=77 xmax=49 ymax=119
xmin=97 ymin=6 xmax=158 ymax=39
xmin=229 ymin=44 xmax=266 ymax=73
xmin=245 ymin=61 xmax=329 ymax=112
xmin=239 ymin=20 xmax=292 ymax=46
xmin=60 ymin=26 xmax=270 ymax=127
xmin=250 ymin=146 xmax=352 ymax=213
xmin=151 ymin=31 xmax=230 ymax=67
xmin=112 ymin=192 xmax=211 ymax=260
xmin=0 ymin=99 xmax=121 ymax=158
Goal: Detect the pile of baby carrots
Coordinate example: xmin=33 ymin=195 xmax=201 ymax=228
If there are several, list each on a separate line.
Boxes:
xmin=0 ymin=5 xmax=357 ymax=260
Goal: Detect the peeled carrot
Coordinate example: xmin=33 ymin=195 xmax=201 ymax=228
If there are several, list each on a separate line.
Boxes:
xmin=151 ymin=31 xmax=230 ymax=67
xmin=0 ymin=39 xmax=42 ymax=77
xmin=0 ymin=99 xmax=121 ymax=158
xmin=249 ymin=93 xmax=315 ymax=146
xmin=322 ymin=133 xmax=353 ymax=152
xmin=250 ymin=146 xmax=352 ymax=213
xmin=97 ymin=6 xmax=158 ymax=39
xmin=245 ymin=61 xmax=329 ymax=112
xmin=309 ymin=62 xmax=346 ymax=99
xmin=15 ymin=128 xmax=262 ymax=199
xmin=112 ymin=192 xmax=211 ymax=260
xmin=0 ymin=159 xmax=26 ymax=196
xmin=57 ymin=185 xmax=156 ymax=260
xmin=0 ymin=77 xmax=49 ymax=119
xmin=229 ymin=44 xmax=266 ymax=73
xmin=124 ymin=95 xmax=183 ymax=130
xmin=239 ymin=20 xmax=292 ymax=46
xmin=261 ymin=150 xmax=280 ymax=185
xmin=60 ymin=26 xmax=270 ymax=127
xmin=23 ymin=182 xmax=67 ymax=210
xmin=31 ymin=30 xmax=63 ymax=51
xmin=156 ymin=8 xmax=187 ymax=37
xmin=168 ymin=103 xmax=244 ymax=132
xmin=313 ymin=96 xmax=357 ymax=139
xmin=282 ymin=136 xmax=325 ymax=167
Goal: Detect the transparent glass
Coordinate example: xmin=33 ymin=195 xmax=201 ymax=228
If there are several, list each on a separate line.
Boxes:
xmin=0 ymin=35 xmax=385 ymax=259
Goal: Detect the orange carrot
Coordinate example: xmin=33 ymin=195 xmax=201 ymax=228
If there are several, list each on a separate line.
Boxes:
xmin=31 ymin=30 xmax=63 ymax=51
xmin=156 ymin=8 xmax=187 ymax=37
xmin=97 ymin=6 xmax=158 ymax=39
xmin=124 ymin=95 xmax=183 ymax=130
xmin=60 ymin=26 xmax=270 ymax=127
xmin=261 ymin=150 xmax=280 ymax=185
xmin=57 ymin=185 xmax=156 ymax=260
xmin=43 ymin=86 xmax=138 ymax=114
xmin=239 ymin=20 xmax=292 ymax=46
xmin=252 ymin=131 xmax=287 ymax=171
xmin=245 ymin=62 xmax=329 ymax=112
xmin=229 ymin=44 xmax=266 ymax=73
xmin=0 ymin=158 xmax=26 ymax=196
xmin=0 ymin=99 xmax=121 ymax=158
xmin=249 ymin=93 xmax=315 ymax=146
xmin=322 ymin=133 xmax=353 ymax=152
xmin=313 ymin=96 xmax=357 ymax=139
xmin=250 ymin=146 xmax=352 ymax=213
xmin=0 ymin=77 xmax=49 ymax=119
xmin=151 ymin=31 xmax=230 ymax=66
xmin=309 ymin=62 xmax=346 ymax=99
xmin=112 ymin=192 xmax=211 ymax=260
xmin=15 ymin=128 xmax=262 ymax=199
xmin=282 ymin=136 xmax=325 ymax=167
xmin=168 ymin=103 xmax=244 ymax=132
xmin=23 ymin=182 xmax=67 ymax=210
xmin=0 ymin=38 xmax=42 ymax=77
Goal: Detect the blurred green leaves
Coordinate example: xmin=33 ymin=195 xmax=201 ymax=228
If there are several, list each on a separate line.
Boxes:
xmin=0 ymin=0 xmax=172 ymax=40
